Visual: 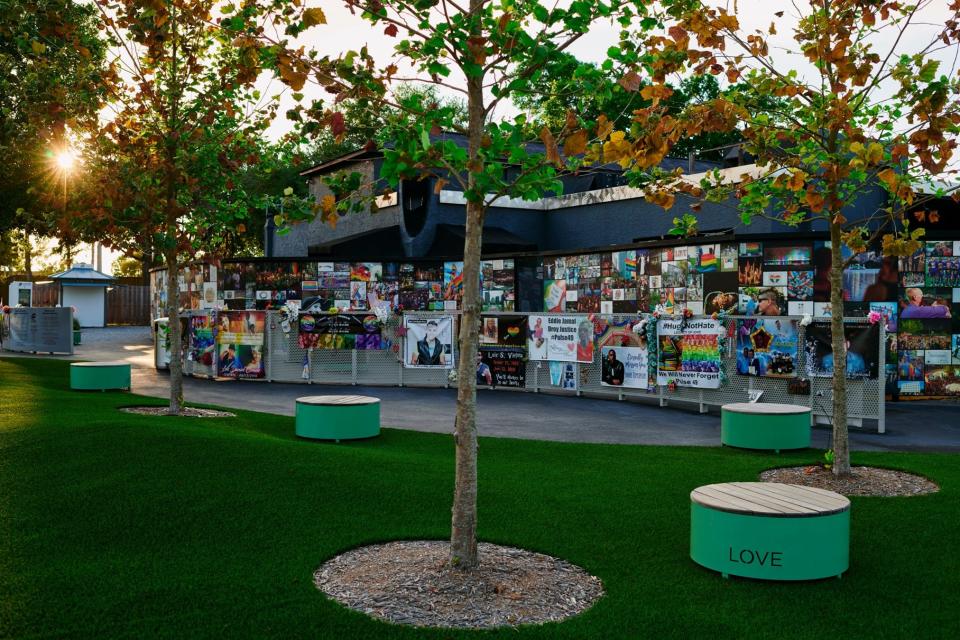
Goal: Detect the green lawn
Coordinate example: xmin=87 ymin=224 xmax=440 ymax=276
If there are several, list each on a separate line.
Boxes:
xmin=1 ymin=358 xmax=958 ymax=639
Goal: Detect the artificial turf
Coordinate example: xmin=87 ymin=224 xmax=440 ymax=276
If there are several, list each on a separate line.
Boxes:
xmin=1 ymin=357 xmax=958 ymax=639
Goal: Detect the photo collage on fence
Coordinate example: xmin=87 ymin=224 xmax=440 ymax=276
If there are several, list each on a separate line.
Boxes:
xmin=155 ymin=236 xmax=960 ymax=397
xmin=215 ymin=259 xmax=515 ymax=314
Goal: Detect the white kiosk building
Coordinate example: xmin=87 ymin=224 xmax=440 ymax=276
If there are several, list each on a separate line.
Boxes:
xmin=50 ymin=263 xmax=114 ymax=328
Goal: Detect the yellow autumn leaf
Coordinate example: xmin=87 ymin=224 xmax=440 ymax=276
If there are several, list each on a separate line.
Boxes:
xmin=596 ymin=115 xmax=613 ymax=142
xmin=563 ymin=130 xmax=588 ymax=157
xmin=320 ymin=194 xmax=336 ymax=215
xmin=303 ymin=8 xmax=327 ymax=27
xmin=865 ymin=142 xmax=884 ymax=165
xmin=31 ymin=40 xmax=46 ymax=54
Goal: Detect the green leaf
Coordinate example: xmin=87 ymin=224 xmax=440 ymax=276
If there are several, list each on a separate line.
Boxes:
xmin=917 ymin=60 xmax=939 ymax=83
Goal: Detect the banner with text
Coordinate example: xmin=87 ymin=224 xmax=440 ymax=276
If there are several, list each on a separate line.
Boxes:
xmin=527 ymin=314 xmax=594 ymax=363
xmin=600 ymin=345 xmax=650 ymax=389
xmin=656 ymin=318 xmax=724 ymax=388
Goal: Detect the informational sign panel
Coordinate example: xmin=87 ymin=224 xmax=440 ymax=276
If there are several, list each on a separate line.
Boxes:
xmin=4 ymin=307 xmax=73 ymax=354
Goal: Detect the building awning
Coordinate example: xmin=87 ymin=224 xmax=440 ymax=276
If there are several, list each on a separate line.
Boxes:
xmin=59 ymin=282 xmax=111 ymax=288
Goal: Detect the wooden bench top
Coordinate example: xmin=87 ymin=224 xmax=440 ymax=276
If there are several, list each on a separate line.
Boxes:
xmin=691 ymin=482 xmax=849 ymax=517
xmin=296 ymin=395 xmax=380 ymax=406
xmin=71 ymin=361 xmax=131 ymax=367
xmin=722 ymin=402 xmax=811 ymax=415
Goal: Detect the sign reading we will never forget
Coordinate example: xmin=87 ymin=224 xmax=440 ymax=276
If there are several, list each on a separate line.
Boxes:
xmin=656 ymin=318 xmax=725 ymax=389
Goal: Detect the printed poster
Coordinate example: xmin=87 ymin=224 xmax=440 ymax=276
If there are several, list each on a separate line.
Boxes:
xmin=527 ymin=314 xmax=594 ymax=363
xmin=216 ymin=311 xmax=266 ymax=378
xmin=188 ymin=313 xmax=217 ymax=366
xmin=656 ymin=318 xmax=724 ymax=388
xmin=600 ymin=345 xmax=650 ymax=389
xmin=804 ymin=323 xmax=880 ymax=379
xmin=404 ymin=316 xmax=455 ymax=369
xmin=298 ymin=313 xmax=383 ymax=350
xmin=479 ymin=315 xmax=526 ymax=347
xmin=735 ymin=318 xmax=799 ymax=378
xmin=477 ymin=348 xmax=526 ymax=388
xmin=549 ymin=361 xmax=578 ymax=390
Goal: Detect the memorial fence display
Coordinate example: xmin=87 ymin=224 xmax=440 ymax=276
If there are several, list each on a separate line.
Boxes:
xmin=151 ymin=234 xmax=946 ymax=401
xmin=176 ymin=309 xmax=886 ymax=433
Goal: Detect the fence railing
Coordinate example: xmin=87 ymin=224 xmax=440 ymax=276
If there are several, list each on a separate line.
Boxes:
xmin=177 ymin=310 xmax=886 ymax=433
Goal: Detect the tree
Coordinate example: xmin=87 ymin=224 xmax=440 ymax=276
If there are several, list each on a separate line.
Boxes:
xmin=111 ymin=256 xmax=142 ymax=279
xmin=65 ymin=0 xmax=273 ymax=414
xmin=231 ymin=0 xmax=655 ymax=569
xmin=607 ymin=0 xmax=960 ymax=475
xmin=0 ymin=0 xmax=110 ymax=270
xmin=514 ymin=53 xmax=739 ymax=159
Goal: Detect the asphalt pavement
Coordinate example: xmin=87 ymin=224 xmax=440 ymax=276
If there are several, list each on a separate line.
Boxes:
xmin=3 ymin=326 xmax=958 ymax=451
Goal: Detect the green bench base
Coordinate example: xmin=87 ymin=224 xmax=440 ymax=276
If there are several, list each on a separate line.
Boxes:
xmin=295 ymin=396 xmax=380 ymax=441
xmin=690 ymin=495 xmax=849 ymax=581
xmin=70 ymin=362 xmax=131 ymax=391
xmin=721 ymin=403 xmax=811 ymax=452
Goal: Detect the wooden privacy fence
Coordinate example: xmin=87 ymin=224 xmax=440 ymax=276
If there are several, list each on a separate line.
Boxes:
xmin=106 ymin=286 xmax=150 ymax=325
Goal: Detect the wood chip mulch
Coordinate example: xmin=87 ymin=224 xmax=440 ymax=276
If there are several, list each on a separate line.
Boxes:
xmin=118 ymin=406 xmax=235 ymax=418
xmin=313 ymin=540 xmax=604 ymax=629
xmin=759 ymin=465 xmax=939 ymax=497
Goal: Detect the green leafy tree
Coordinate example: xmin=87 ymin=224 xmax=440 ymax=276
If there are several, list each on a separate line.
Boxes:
xmin=0 ymin=0 xmax=110 ymax=273
xmin=514 ymin=54 xmax=739 ymax=159
xmin=607 ymin=0 xmax=960 ymax=476
xmin=65 ymin=0 xmax=274 ymax=414
xmin=231 ymin=0 xmax=657 ymax=569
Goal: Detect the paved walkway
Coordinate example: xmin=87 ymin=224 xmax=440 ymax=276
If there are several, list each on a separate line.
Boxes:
xmin=4 ymin=327 xmax=959 ymax=451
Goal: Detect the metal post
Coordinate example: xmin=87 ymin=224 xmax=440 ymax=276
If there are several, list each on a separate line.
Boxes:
xmin=266 ymin=310 xmax=273 ymax=382
xmin=878 ymin=322 xmax=886 ymax=434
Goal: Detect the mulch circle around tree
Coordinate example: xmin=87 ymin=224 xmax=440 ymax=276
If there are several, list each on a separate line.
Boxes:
xmin=759 ymin=466 xmax=939 ymax=497
xmin=118 ymin=407 xmax=235 ymax=418
xmin=314 ymin=540 xmax=604 ymax=629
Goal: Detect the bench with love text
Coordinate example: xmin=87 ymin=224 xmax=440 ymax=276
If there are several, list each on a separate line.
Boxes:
xmin=690 ymin=482 xmax=850 ymax=581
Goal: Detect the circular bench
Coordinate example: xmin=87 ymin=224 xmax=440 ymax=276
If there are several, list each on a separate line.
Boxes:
xmin=70 ymin=361 xmax=132 ymax=391
xmin=295 ymin=395 xmax=381 ymax=441
xmin=721 ymin=403 xmax=811 ymax=452
xmin=690 ymin=482 xmax=850 ymax=581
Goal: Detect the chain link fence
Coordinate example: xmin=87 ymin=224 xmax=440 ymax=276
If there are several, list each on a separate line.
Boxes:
xmin=178 ymin=310 xmax=885 ymax=432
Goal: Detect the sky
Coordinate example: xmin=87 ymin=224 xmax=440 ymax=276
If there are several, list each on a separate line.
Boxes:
xmin=263 ymin=0 xmax=960 ymax=143
xmin=42 ymin=0 xmax=957 ymax=272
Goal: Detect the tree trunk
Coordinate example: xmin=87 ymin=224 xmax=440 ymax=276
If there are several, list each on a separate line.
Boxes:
xmin=22 ymin=231 xmax=32 ymax=280
xmin=451 ymin=199 xmax=482 ymax=569
xmin=449 ymin=20 xmax=485 ymax=568
xmin=828 ymin=221 xmax=851 ymax=476
xmin=164 ymin=248 xmax=184 ymax=415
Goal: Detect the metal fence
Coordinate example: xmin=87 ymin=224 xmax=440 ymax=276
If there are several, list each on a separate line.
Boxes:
xmin=179 ymin=310 xmax=886 ymax=433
